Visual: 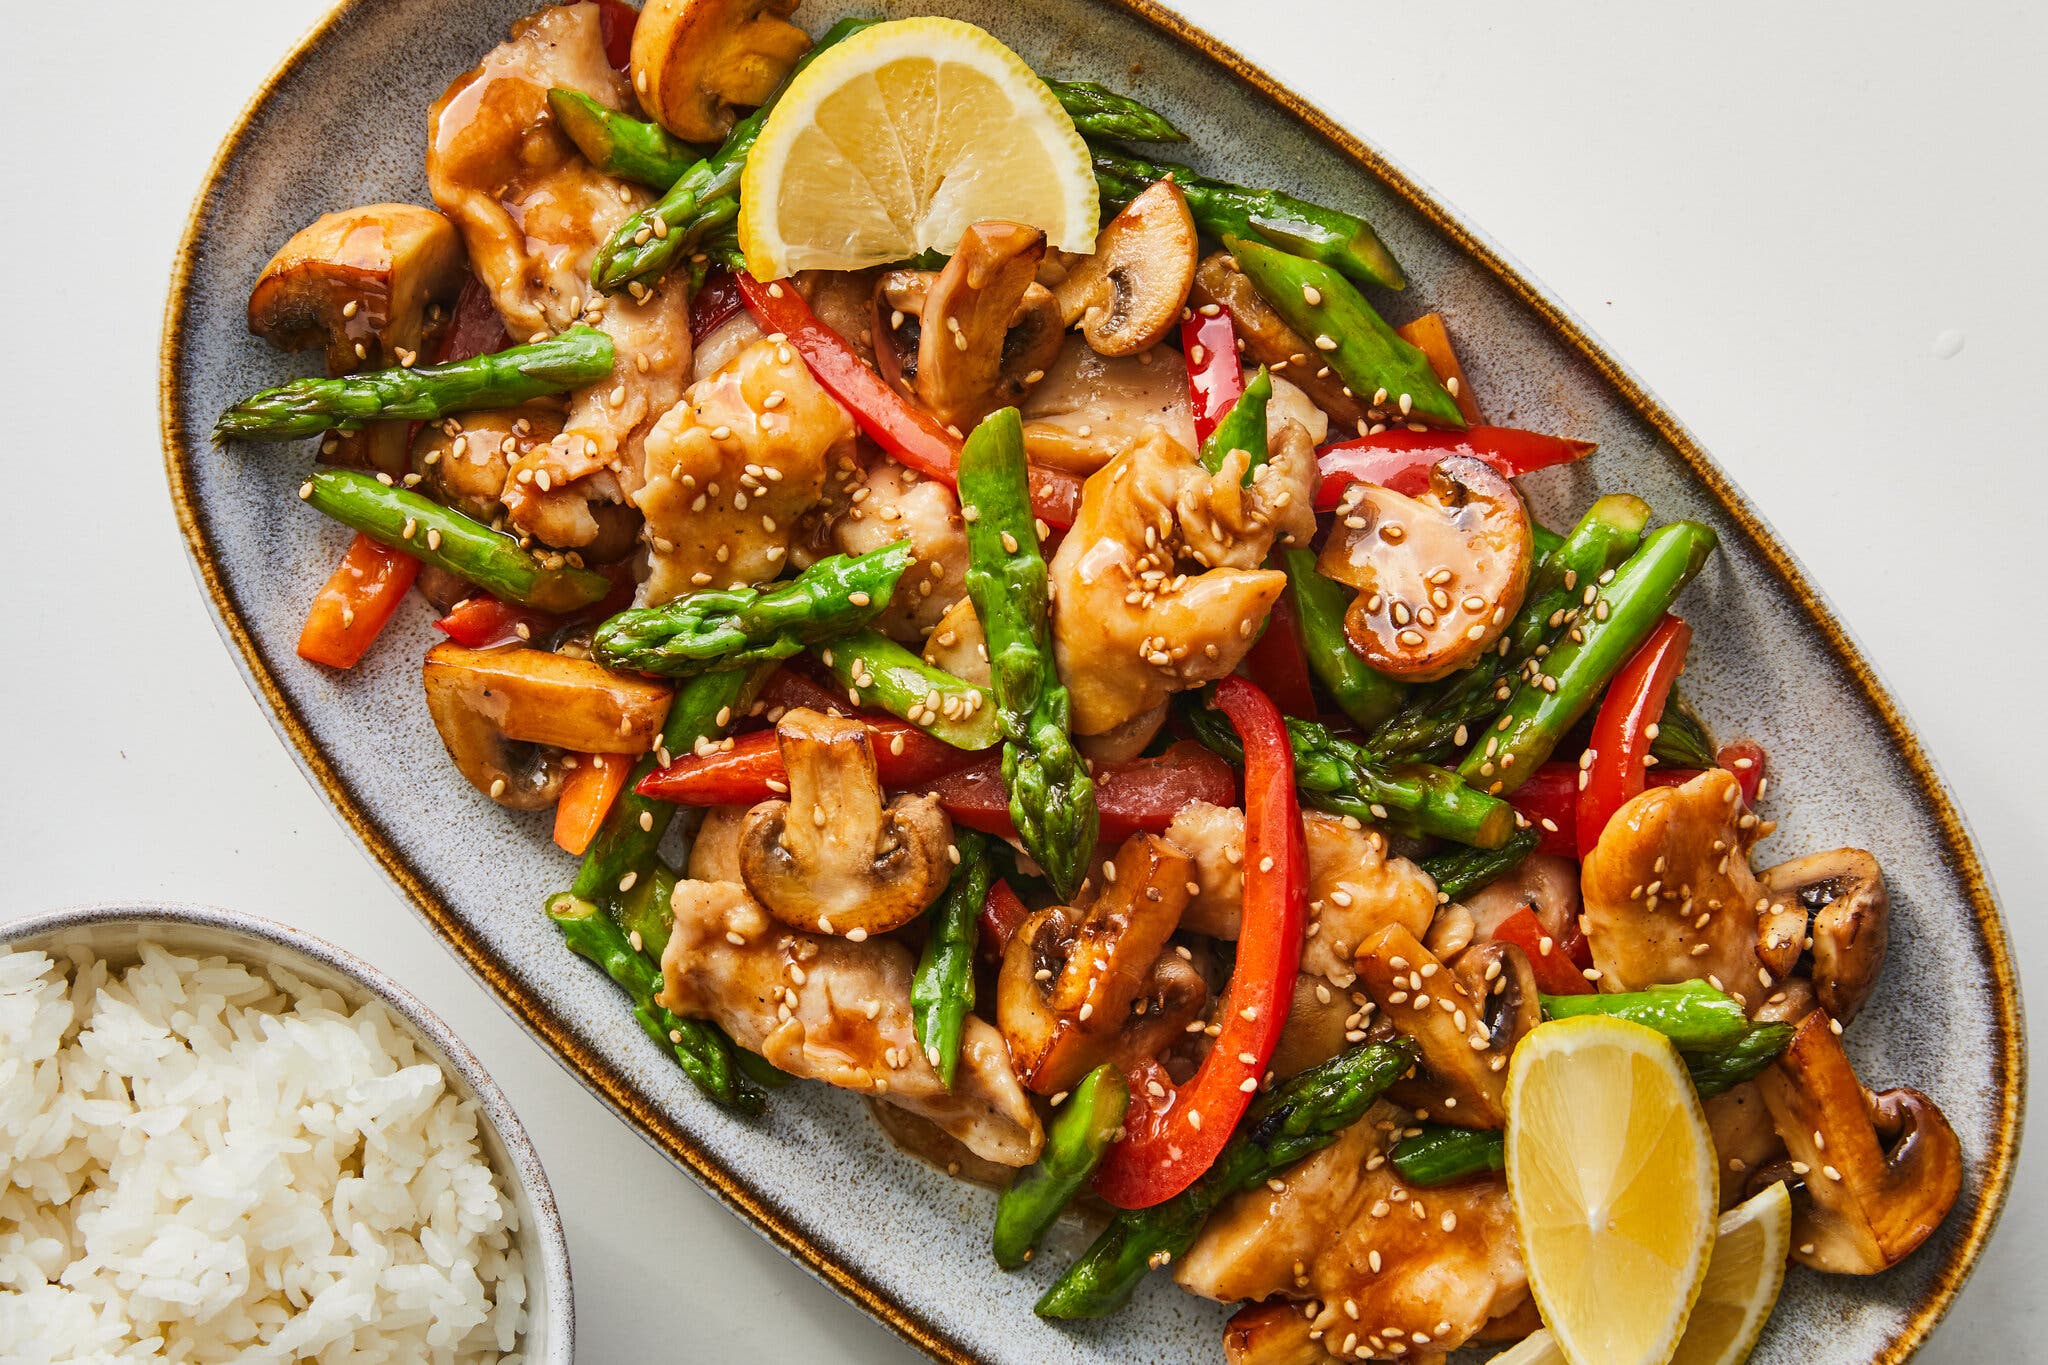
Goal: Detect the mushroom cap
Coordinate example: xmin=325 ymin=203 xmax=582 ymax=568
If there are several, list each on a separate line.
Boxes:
xmin=630 ymin=0 xmax=811 ymax=143
xmin=1760 ymin=847 xmax=1890 ymax=1025
xmin=736 ymin=708 xmax=953 ymax=936
xmin=1051 ymin=179 xmax=1198 ymax=356
xmin=248 ymin=204 xmax=464 ymax=376
xmin=1319 ymin=455 xmax=1533 ymax=682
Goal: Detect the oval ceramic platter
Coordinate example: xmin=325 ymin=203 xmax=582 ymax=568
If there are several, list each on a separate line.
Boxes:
xmin=161 ymin=1 xmax=2022 ymax=1361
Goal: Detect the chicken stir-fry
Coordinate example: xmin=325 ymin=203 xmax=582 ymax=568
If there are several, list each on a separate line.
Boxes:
xmin=221 ymin=7 xmax=1965 ymax=1359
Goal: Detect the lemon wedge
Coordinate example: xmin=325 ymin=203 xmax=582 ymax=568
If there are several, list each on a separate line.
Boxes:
xmin=1505 ymin=1016 xmax=1719 ymax=1365
xmin=738 ymin=17 xmax=1099 ymax=277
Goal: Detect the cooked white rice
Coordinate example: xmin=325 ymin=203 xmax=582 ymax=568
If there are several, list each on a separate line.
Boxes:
xmin=0 ymin=943 xmax=528 ymax=1364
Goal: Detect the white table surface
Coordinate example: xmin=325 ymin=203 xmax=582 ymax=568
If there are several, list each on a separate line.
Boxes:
xmin=2 ymin=0 xmax=2037 ymax=1359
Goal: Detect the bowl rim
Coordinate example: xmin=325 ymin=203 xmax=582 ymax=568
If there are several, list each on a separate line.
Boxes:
xmin=1 ymin=899 xmax=574 ymax=1364
xmin=155 ymin=2 xmax=2026 ymax=1362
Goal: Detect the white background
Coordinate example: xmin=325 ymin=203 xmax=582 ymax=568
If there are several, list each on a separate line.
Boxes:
xmin=1 ymin=0 xmax=2038 ymax=1359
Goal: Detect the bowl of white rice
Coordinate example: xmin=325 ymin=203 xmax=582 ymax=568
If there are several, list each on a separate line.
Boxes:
xmin=0 ymin=901 xmax=570 ymax=1364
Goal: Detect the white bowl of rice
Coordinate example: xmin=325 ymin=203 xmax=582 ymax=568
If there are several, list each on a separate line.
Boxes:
xmin=0 ymin=902 xmax=570 ymax=1364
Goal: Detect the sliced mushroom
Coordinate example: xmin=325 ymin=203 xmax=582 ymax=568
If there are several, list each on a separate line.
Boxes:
xmin=1317 ymin=455 xmax=1533 ymax=682
xmin=1222 ymin=1301 xmax=1345 ymax=1365
xmin=1758 ymin=848 xmax=1889 ymax=1025
xmin=1052 ymin=180 xmax=1198 ymax=356
xmin=1356 ymin=923 xmax=1533 ymax=1128
xmin=422 ymin=643 xmax=672 ymax=807
xmin=1753 ymin=1009 xmax=1962 ymax=1273
xmin=247 ymin=203 xmax=465 ymax=474
xmin=629 ymin=0 xmax=810 ymax=142
xmin=997 ymin=832 xmax=1196 ymax=1094
xmin=1191 ymin=251 xmax=1372 ymax=436
xmin=737 ymin=708 xmax=953 ymax=937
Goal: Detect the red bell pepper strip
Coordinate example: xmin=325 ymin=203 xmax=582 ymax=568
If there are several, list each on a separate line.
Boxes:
xmin=593 ymin=0 xmax=638 ymax=69
xmin=1514 ymin=741 xmax=1767 ymax=864
xmin=1093 ymin=678 xmax=1307 ymax=1209
xmin=1491 ymin=905 xmax=1593 ymax=995
xmin=553 ymin=751 xmax=633 ymax=856
xmin=433 ymin=566 xmax=636 ymax=651
xmin=1702 ymin=739 xmax=1768 ymax=807
xmin=637 ymin=715 xmax=983 ymax=805
xmin=1394 ymin=313 xmax=1483 ymax=427
xmin=1314 ymin=427 xmax=1597 ymax=511
xmin=1240 ymin=594 xmax=1320 ymax=720
xmin=734 ymin=271 xmax=1084 ymax=528
xmin=297 ymin=533 xmax=421 ymax=668
xmin=1577 ymin=615 xmax=1693 ymax=858
xmin=979 ymin=879 xmax=1030 ymax=960
xmin=690 ymin=268 xmax=745 ymax=344
xmin=1183 ymin=309 xmax=1244 ymax=447
xmin=929 ymin=742 xmax=1236 ymax=845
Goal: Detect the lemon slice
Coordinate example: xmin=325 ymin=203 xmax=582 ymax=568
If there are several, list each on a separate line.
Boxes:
xmin=739 ymin=17 xmax=1099 ymax=277
xmin=1506 ymin=1016 xmax=1719 ymax=1365
xmin=1488 ymin=1184 xmax=1793 ymax=1365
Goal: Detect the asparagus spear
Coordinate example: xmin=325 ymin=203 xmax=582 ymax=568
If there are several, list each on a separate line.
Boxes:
xmin=615 ymin=859 xmax=680 ymax=959
xmin=591 ymin=17 xmax=879 ymax=294
xmin=1458 ymin=520 xmax=1720 ymax=794
xmin=1200 ymin=366 xmax=1271 ymax=483
xmin=1687 ymin=1022 xmax=1795 ymax=1099
xmin=1185 ymin=701 xmax=1516 ymax=848
xmin=815 ymin=629 xmax=1001 ymax=751
xmin=1541 ymin=980 xmax=1751 ymax=1051
xmin=546 ymin=892 xmax=764 ymax=1113
xmin=1281 ymin=548 xmax=1405 ymax=729
xmin=1420 ymin=828 xmax=1539 ymax=903
xmin=910 ymin=830 xmax=993 ymax=1089
xmin=1044 ymin=80 xmax=1184 ymax=142
xmin=548 ymin=87 xmax=702 ymax=189
xmin=957 ymin=409 xmax=1097 ymax=898
xmin=1036 ymin=1039 xmax=1416 ymax=1319
xmin=1224 ymin=234 xmax=1458 ymax=428
xmin=1390 ymin=1125 xmax=1504 ymax=1186
xmin=299 ymin=469 xmax=611 ymax=612
xmin=1373 ymin=495 xmax=1651 ymax=761
xmin=1091 ymin=145 xmax=1405 ymax=291
xmin=593 ymin=543 xmax=913 ymax=677
xmin=216 ymin=325 xmax=614 ymax=441
xmin=993 ymin=1064 xmax=1130 ymax=1270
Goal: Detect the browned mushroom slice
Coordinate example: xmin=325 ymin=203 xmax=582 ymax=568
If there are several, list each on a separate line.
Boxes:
xmin=248 ymin=203 xmax=466 ymax=474
xmin=1317 ymin=456 xmax=1532 ymax=682
xmin=873 ymin=253 xmax=1064 ymax=432
xmin=997 ymin=833 xmax=1195 ymax=1094
xmin=1355 ymin=923 xmax=1526 ymax=1128
xmin=630 ymin=0 xmax=810 ymax=142
xmin=1222 ymin=1301 xmax=1344 ymax=1365
xmin=1052 ymin=180 xmax=1199 ymax=356
xmin=422 ymin=643 xmax=672 ymax=807
xmin=1190 ymin=251 xmax=1372 ymax=436
xmin=1753 ymin=1009 xmax=1962 ymax=1273
xmin=1758 ymin=848 xmax=1889 ymax=1025
xmin=735 ymin=708 xmax=952 ymax=937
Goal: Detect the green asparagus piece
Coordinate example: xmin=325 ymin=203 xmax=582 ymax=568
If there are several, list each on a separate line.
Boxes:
xmin=1036 ymin=1040 xmax=1416 ymax=1319
xmin=957 ymin=409 xmax=1097 ymax=898
xmin=615 ymin=859 xmax=680 ymax=960
xmin=1281 ymin=549 xmax=1405 ymax=729
xmin=1200 ymin=366 xmax=1271 ymax=483
xmin=547 ymin=87 xmax=703 ymax=188
xmin=1224 ymin=234 xmax=1458 ymax=428
xmin=1649 ymin=696 xmax=1718 ymax=770
xmin=1185 ymin=700 xmax=1516 ymax=848
xmin=1373 ymin=495 xmax=1651 ymax=761
xmin=911 ymin=831 xmax=993 ymax=1089
xmin=994 ymin=1064 xmax=1130 ymax=1270
xmin=1541 ymin=980 xmax=1751 ymax=1051
xmin=546 ymin=892 xmax=764 ymax=1113
xmin=216 ymin=326 xmax=615 ymax=441
xmin=1092 ymin=145 xmax=1405 ymax=291
xmin=1687 ymin=1023 xmax=1795 ymax=1099
xmin=815 ymin=629 xmax=1001 ymax=751
xmin=591 ymin=17 xmax=879 ymax=294
xmin=1420 ymin=828 xmax=1539 ymax=903
xmin=299 ymin=469 xmax=611 ymax=612
xmin=1391 ymin=1126 xmax=1505 ymax=1186
xmin=570 ymin=666 xmax=769 ymax=913
xmin=1045 ymin=80 xmax=1184 ymax=142
xmin=1458 ymin=520 xmax=1720 ymax=794
xmin=592 ymin=543 xmax=912 ymax=677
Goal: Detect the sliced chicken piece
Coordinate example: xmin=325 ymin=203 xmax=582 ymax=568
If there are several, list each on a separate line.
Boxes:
xmin=1461 ymin=853 xmax=1582 ymax=946
xmin=659 ymin=879 xmax=1043 ymax=1165
xmin=921 ymin=598 xmax=991 ymax=686
xmin=1705 ymin=1081 xmax=1786 ymax=1211
xmin=1177 ymin=1103 xmax=1527 ymax=1359
xmin=832 ymin=459 xmax=972 ymax=641
xmin=636 ymin=334 xmax=854 ymax=603
xmin=687 ymin=805 xmax=750 ymax=881
xmin=1019 ymin=334 xmax=1195 ymax=472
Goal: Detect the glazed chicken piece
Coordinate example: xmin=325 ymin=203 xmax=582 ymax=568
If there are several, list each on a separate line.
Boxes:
xmin=832 ymin=460 xmax=972 ymax=641
xmin=658 ymin=879 xmax=1043 ymax=1166
xmin=635 ymin=335 xmax=855 ymax=604
xmin=1049 ymin=425 xmax=1316 ymax=735
xmin=1460 ymin=853 xmax=1581 ymax=946
xmin=1177 ymin=1103 xmax=1529 ymax=1361
xmin=427 ymin=2 xmax=691 ymax=548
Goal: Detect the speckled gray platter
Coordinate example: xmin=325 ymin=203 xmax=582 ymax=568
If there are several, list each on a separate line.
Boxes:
xmin=0 ymin=902 xmax=572 ymax=1364
xmin=161 ymin=1 xmax=2023 ymax=1361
